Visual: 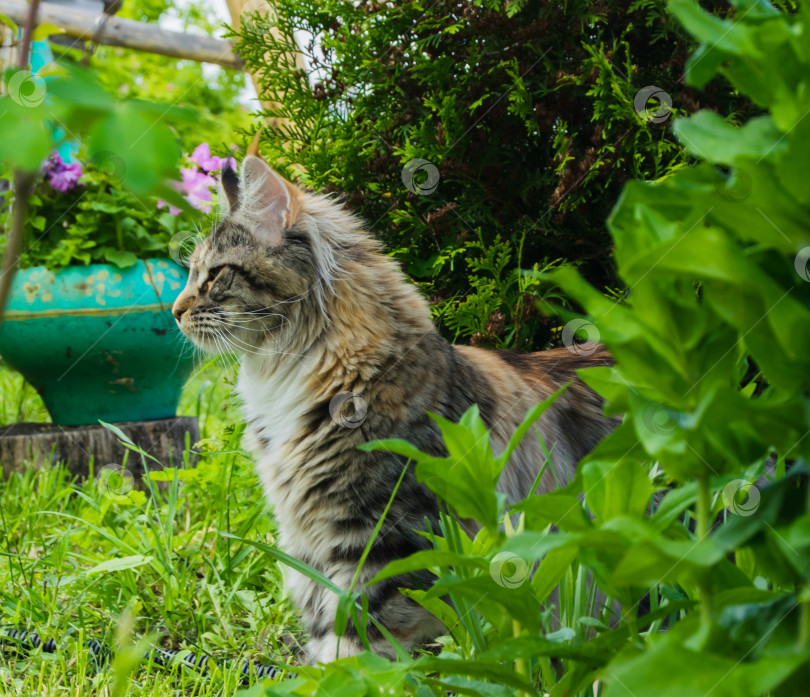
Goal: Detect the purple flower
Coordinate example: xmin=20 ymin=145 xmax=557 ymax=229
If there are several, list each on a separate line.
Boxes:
xmin=44 ymin=153 xmax=84 ymax=192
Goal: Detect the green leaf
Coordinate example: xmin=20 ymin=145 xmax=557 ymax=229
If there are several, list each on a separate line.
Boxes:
xmin=103 ymin=249 xmax=138 ymax=268
xmin=219 ymin=532 xmax=341 ymax=594
xmin=86 ymin=554 xmax=153 ymax=575
xmin=651 ymin=482 xmax=698 ymax=531
xmin=369 ymin=550 xmax=487 ymax=585
xmin=512 ymin=491 xmax=593 ymax=531
xmin=604 ymin=632 xmax=809 ymax=697
xmin=364 ymin=406 xmax=505 ymax=530
xmin=531 ymin=545 xmax=580 ymax=603
xmin=667 ymin=0 xmax=753 ymax=54
xmin=673 ymin=112 xmax=785 ymax=164
xmin=416 ymin=656 xmax=538 ymax=694
xmin=583 ymin=460 xmax=653 ymax=523
xmin=99 ymin=420 xmax=135 ymax=445
xmin=0 ymin=101 xmax=52 ymax=170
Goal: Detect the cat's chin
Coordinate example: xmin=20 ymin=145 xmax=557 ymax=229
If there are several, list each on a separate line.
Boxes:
xmin=181 ymin=329 xmax=225 ymax=354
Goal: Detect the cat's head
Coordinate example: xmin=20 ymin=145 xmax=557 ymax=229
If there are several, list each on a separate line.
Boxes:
xmin=172 ymin=155 xmax=355 ymax=355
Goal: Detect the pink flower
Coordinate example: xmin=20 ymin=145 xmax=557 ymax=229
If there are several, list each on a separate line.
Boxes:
xmin=190 ymin=143 xmax=218 ymax=172
xmin=191 ymin=143 xmax=236 ymax=173
xmin=156 ymin=144 xmax=235 ymax=215
xmin=181 ymin=167 xmax=216 ymax=213
xmin=157 ymin=199 xmax=182 ymax=216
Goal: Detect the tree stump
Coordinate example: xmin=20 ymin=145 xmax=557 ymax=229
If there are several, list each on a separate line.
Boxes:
xmin=0 ymin=417 xmax=199 ymax=483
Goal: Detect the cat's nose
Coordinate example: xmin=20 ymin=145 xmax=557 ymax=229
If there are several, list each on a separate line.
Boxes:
xmin=172 ymin=296 xmax=189 ymax=321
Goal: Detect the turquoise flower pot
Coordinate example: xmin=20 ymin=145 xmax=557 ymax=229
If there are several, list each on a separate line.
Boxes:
xmin=0 ymin=259 xmax=195 ymax=426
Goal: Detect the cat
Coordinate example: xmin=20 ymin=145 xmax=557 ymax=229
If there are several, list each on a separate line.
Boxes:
xmin=172 ymin=153 xmax=614 ymax=664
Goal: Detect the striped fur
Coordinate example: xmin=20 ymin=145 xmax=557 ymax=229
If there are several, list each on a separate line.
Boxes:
xmin=172 ymin=156 xmax=614 ymax=664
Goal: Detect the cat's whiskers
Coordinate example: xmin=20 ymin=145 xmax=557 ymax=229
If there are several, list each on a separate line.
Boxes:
xmin=212 ymin=327 xmax=240 ymax=364
xmin=211 ymin=317 xmax=276 ymax=332
xmin=216 ymin=322 xmax=281 ymax=358
xmin=216 ymin=321 xmax=315 ymax=362
xmin=216 ymin=312 xmax=288 ymax=324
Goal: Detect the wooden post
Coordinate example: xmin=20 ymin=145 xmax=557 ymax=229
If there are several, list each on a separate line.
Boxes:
xmin=223 ymin=0 xmax=303 ymax=132
xmin=0 ymin=0 xmax=244 ymax=69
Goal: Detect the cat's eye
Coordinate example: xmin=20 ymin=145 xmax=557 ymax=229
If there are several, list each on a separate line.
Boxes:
xmin=200 ymin=265 xmax=227 ymax=293
xmin=207 ymin=265 xmax=226 ymax=282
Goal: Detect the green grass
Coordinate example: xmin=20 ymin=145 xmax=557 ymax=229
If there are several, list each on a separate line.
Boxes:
xmin=0 ymin=364 xmax=50 ymax=426
xmin=0 ymin=359 xmax=299 ymax=696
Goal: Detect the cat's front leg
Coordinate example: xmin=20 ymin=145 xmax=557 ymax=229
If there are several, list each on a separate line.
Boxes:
xmin=293 ymin=566 xmax=443 ymax=664
xmin=304 ymin=632 xmax=377 ymax=664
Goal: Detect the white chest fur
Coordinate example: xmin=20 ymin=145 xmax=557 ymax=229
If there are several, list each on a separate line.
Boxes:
xmin=237 ymin=353 xmax=345 ymax=584
xmin=237 ymin=354 xmax=318 ymax=508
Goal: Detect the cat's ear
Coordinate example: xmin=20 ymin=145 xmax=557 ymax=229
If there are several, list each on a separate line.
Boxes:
xmin=239 ymin=155 xmax=297 ymax=246
xmin=219 ymin=162 xmax=240 ymax=212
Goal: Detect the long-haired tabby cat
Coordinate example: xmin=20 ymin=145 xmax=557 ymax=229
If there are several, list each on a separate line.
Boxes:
xmin=173 ymin=154 xmax=613 ymax=664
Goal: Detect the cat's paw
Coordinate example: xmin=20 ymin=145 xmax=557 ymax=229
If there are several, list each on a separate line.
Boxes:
xmin=303 ymin=634 xmax=365 ymax=665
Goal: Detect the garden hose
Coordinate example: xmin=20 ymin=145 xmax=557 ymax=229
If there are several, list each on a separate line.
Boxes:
xmin=0 ymin=626 xmax=284 ymax=684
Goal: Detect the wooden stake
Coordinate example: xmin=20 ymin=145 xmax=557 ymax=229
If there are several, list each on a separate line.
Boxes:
xmin=0 ymin=0 xmax=244 ymax=69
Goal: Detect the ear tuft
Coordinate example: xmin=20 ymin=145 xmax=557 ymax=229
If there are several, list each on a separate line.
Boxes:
xmin=239 ymin=155 xmax=293 ymax=246
xmin=220 ymin=162 xmax=240 ymax=212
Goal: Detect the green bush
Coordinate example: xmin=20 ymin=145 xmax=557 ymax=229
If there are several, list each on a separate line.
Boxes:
xmin=238 ymin=1 xmax=810 ymax=696
xmin=232 ymin=0 xmax=751 ymax=350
